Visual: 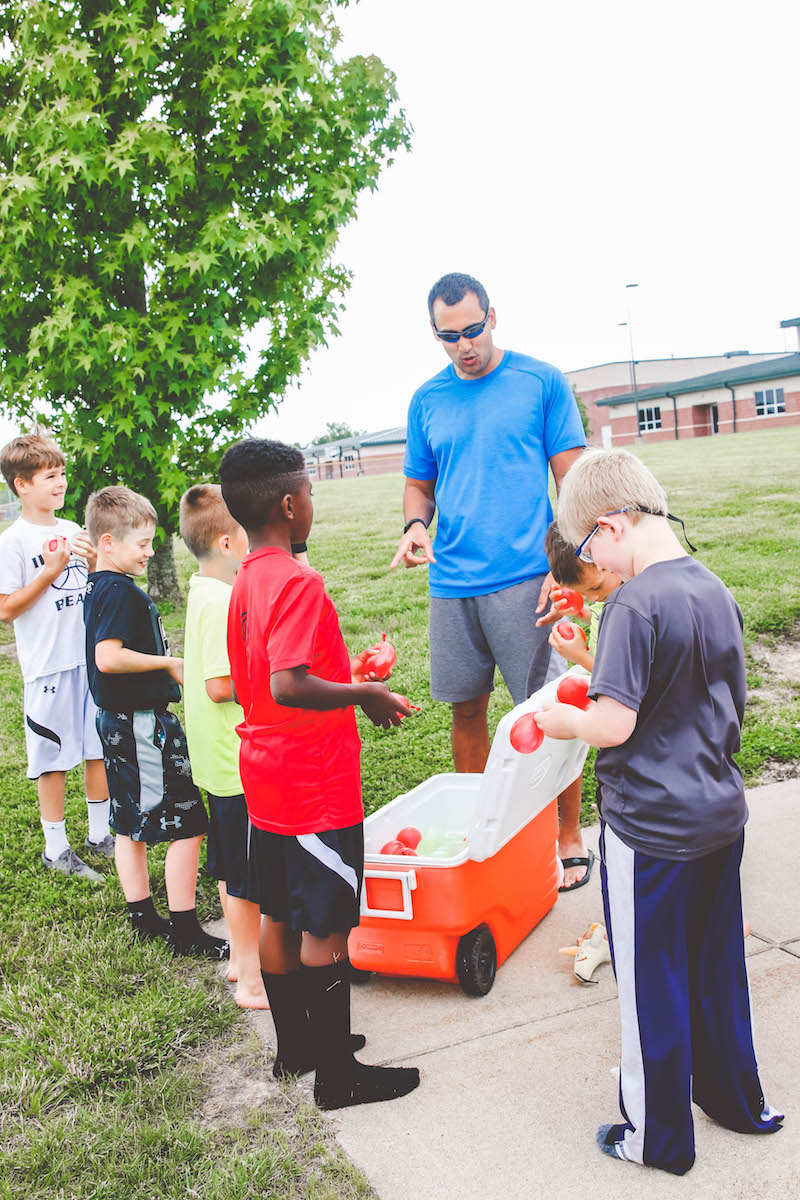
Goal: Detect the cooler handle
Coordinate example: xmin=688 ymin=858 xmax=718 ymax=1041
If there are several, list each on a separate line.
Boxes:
xmin=360 ymin=868 xmax=417 ymax=921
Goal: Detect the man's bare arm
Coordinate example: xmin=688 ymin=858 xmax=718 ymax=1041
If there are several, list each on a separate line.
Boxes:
xmin=549 ymin=447 xmax=585 ymax=495
xmin=535 ymin=447 xmax=586 ymax=613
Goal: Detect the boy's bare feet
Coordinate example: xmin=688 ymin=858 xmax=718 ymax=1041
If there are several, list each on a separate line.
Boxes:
xmin=235 ymin=979 xmax=270 ymax=1010
xmin=226 ymin=962 xmax=238 ymax=983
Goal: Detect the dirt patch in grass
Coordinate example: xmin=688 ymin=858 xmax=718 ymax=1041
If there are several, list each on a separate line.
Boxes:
xmin=191 ymin=1033 xmax=378 ymax=1198
xmin=757 ymin=759 xmax=800 ymax=784
xmin=196 ymin=1034 xmax=275 ymax=1128
xmin=749 ymin=623 xmax=800 ymax=706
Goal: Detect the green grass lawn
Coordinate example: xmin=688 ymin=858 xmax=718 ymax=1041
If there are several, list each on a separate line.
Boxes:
xmin=1 ymin=425 xmax=798 ymax=1196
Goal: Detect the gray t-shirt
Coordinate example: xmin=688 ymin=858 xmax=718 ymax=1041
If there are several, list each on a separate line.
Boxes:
xmin=590 ymin=557 xmax=747 ymax=861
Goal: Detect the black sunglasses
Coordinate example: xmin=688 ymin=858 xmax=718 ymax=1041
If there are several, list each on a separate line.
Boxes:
xmin=433 ymin=312 xmax=490 ymax=344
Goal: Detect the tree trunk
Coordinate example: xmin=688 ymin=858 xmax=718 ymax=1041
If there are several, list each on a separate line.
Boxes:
xmin=147 ymin=536 xmax=182 ymax=607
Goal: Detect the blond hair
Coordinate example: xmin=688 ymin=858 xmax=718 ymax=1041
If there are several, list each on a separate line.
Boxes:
xmin=0 ymin=433 xmax=65 ymax=496
xmin=179 ymin=483 xmax=240 ymax=560
xmin=556 ymin=448 xmax=668 ymax=546
xmin=85 ymin=486 xmax=157 ymax=543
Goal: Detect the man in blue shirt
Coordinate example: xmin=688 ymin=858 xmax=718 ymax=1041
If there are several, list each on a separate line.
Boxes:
xmin=391 ymin=272 xmax=590 ymax=889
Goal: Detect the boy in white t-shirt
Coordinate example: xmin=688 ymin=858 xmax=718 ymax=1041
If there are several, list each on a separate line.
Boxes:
xmin=0 ymin=433 xmax=112 ymax=880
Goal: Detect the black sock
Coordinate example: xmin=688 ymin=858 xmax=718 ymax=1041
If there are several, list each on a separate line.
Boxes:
xmin=168 ymin=907 xmax=230 ymax=960
xmin=264 ymin=968 xmax=367 ymax=1079
xmin=262 ymin=970 xmax=315 ymax=1079
xmin=306 ymin=960 xmax=420 ymax=1110
xmin=127 ymin=896 xmax=170 ymax=941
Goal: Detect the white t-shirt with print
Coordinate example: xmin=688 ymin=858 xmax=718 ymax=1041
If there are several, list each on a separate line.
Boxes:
xmin=0 ymin=516 xmax=88 ymax=682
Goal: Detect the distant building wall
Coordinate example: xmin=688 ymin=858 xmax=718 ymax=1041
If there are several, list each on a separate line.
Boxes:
xmin=604 ymin=380 xmax=800 ymax=446
xmin=567 ymin=353 xmax=792 ymax=442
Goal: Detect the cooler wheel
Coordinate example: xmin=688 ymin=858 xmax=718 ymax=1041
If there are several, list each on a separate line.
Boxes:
xmin=456 ymin=926 xmax=497 ymax=996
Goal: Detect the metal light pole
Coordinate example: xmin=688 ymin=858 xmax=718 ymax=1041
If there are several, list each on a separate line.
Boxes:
xmin=624 ymin=283 xmax=639 ymax=393
xmin=623 ymin=283 xmax=640 ymax=436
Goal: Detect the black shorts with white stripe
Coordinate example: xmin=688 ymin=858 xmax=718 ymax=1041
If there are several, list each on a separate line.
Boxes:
xmin=247 ymin=823 xmax=364 ymax=937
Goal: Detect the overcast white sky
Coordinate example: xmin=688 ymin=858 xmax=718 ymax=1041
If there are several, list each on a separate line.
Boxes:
xmin=256 ymin=0 xmax=800 ymax=445
xmin=3 ymin=0 xmax=799 ymax=451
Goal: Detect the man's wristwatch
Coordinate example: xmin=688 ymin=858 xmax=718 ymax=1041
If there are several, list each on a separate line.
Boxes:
xmin=403 ymin=517 xmax=429 ymax=535
xmin=291 ymin=541 xmax=308 ymax=554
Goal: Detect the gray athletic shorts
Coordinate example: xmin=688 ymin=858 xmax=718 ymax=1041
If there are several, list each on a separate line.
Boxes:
xmin=429 ymin=574 xmax=559 ymax=706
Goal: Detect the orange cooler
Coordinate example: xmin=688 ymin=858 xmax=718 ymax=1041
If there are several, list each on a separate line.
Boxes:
xmin=348 ymin=669 xmax=590 ymax=995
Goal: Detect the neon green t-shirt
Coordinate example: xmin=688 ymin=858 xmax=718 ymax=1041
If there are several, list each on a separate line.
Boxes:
xmin=183 ymin=574 xmax=243 ymax=797
xmin=586 ymin=601 xmax=604 ymax=657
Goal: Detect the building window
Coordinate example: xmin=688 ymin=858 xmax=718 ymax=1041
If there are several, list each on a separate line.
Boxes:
xmin=306 ymin=460 xmax=317 ymax=477
xmin=638 ymin=405 xmax=662 ymax=432
xmin=754 ymin=387 xmax=785 ymax=416
xmin=343 ymin=453 xmax=355 ymax=472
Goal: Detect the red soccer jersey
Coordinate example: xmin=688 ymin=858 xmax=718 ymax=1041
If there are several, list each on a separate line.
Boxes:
xmin=226 ymin=547 xmax=363 ymax=834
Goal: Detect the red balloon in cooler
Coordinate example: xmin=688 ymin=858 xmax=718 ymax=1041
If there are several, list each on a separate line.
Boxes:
xmin=380 ymin=839 xmax=407 ymax=855
xmin=396 ymin=826 xmax=422 ymax=849
xmin=556 ymin=675 xmax=592 ymax=710
xmin=509 ymin=713 xmax=544 ymax=754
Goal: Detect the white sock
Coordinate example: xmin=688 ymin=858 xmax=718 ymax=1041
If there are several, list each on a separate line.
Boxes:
xmin=86 ymin=797 xmax=111 ymax=844
xmin=42 ymin=819 xmax=70 ymax=861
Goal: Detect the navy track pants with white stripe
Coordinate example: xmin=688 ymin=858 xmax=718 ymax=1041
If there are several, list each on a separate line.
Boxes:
xmin=600 ymin=822 xmax=782 ymax=1175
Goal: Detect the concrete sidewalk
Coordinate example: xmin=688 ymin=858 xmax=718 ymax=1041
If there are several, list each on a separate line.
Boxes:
xmin=242 ymin=780 xmax=800 ymax=1198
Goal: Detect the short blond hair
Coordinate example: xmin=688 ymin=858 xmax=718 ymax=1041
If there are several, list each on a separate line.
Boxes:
xmin=556 ymin=448 xmax=668 ymax=546
xmin=0 ymin=433 xmax=65 ymax=496
xmin=85 ymin=486 xmax=157 ymax=543
xmin=179 ymin=483 xmax=240 ymax=560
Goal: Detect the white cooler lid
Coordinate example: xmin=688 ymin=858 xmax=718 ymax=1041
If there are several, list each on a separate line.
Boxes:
xmin=467 ymin=667 xmax=591 ymax=863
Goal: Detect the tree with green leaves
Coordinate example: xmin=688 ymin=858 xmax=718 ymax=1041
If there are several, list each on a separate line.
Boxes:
xmin=0 ymin=0 xmax=409 ymax=599
xmin=311 ymin=419 xmax=361 ymax=445
xmin=571 ymin=383 xmax=591 ymax=439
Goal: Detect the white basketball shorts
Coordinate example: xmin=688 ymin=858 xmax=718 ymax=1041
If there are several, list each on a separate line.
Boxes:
xmin=23 ymin=665 xmax=103 ymax=779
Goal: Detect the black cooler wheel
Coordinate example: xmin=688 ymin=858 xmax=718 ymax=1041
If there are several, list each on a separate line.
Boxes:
xmin=456 ymin=925 xmax=497 ymax=996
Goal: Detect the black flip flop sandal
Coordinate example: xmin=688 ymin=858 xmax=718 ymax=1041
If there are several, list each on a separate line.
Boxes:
xmin=558 ymin=848 xmax=595 ymax=892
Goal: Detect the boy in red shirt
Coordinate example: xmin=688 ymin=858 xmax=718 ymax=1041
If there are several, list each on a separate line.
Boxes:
xmin=221 ymin=439 xmax=420 ymax=1111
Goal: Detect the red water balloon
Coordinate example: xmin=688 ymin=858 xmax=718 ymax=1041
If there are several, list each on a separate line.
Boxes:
xmin=395 ymin=695 xmax=420 ymax=720
xmin=380 ymin=839 xmax=407 ymax=855
xmin=509 ymin=713 xmax=544 ymax=754
xmin=363 ymin=633 xmax=397 ymax=680
xmin=556 ymin=675 xmax=592 ymax=710
xmin=557 ymin=621 xmax=588 ymax=646
xmin=554 ymin=587 xmax=585 ymax=616
xmin=397 ymin=826 xmax=422 ymax=849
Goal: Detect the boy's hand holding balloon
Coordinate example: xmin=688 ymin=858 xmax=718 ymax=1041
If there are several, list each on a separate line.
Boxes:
xmin=536 ymin=584 xmax=590 ymax=627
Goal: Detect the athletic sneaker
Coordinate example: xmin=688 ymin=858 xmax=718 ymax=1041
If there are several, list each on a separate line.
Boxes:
xmin=42 ymin=847 xmax=102 ymax=882
xmin=85 ymin=834 xmax=116 ymax=858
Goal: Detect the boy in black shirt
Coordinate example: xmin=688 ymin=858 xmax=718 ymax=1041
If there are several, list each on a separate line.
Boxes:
xmin=84 ymin=486 xmax=227 ymax=959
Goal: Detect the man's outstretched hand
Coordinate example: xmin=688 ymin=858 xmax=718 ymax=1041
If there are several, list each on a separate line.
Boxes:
xmin=390 ymin=526 xmax=436 ymax=570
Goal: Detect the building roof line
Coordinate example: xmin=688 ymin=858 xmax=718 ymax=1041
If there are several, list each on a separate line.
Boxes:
xmin=566 ymin=351 xmax=789 ymax=375
xmin=596 ymin=353 xmax=800 ymax=407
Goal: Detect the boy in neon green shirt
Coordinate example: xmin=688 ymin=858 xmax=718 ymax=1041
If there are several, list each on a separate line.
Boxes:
xmin=542 ymin=522 xmax=622 ymax=671
xmin=180 ymin=484 xmax=268 ymax=1010
xmin=536 ymin=523 xmax=622 ymax=890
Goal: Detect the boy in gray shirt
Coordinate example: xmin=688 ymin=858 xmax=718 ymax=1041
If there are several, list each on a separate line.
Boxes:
xmin=536 ymin=448 xmax=783 ymax=1176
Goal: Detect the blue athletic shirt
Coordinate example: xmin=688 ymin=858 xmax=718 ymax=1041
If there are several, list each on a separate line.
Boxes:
xmin=403 ymin=350 xmax=586 ymax=598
